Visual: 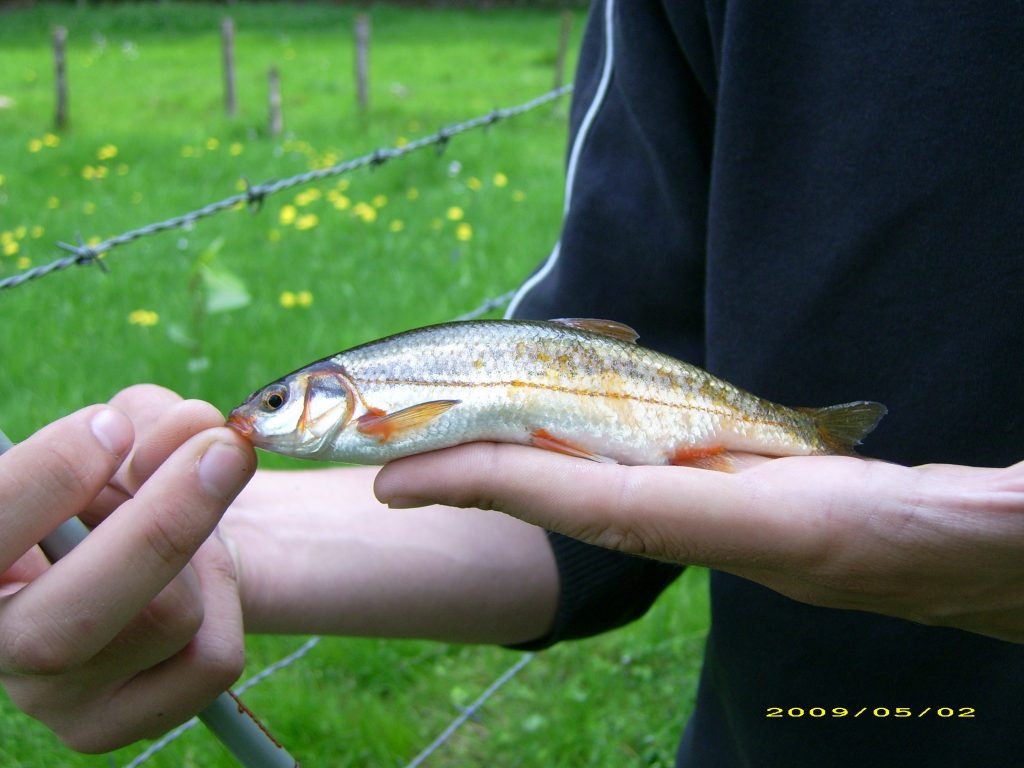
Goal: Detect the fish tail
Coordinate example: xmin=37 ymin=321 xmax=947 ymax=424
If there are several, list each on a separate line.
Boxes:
xmin=801 ymin=401 xmax=888 ymax=455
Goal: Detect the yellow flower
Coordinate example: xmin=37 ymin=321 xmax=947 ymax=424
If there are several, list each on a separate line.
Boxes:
xmin=512 ymin=190 xmax=526 ymax=202
xmin=43 ymin=133 xmax=60 ymax=148
xmin=279 ymin=205 xmax=297 ymax=226
xmin=95 ymin=165 xmax=109 ymax=179
xmin=295 ymin=213 xmax=319 ymax=231
xmin=372 ymin=194 xmax=387 ymax=208
xmin=467 ymin=177 xmax=482 ymax=191
xmin=446 ymin=206 xmax=464 ymax=221
xmin=279 ymin=290 xmax=296 ymax=308
xmin=229 ymin=142 xmax=243 ymax=157
xmin=27 ymin=138 xmax=43 ymax=153
xmin=82 ymin=202 xmax=97 ymax=214
xmin=205 ymin=138 xmax=220 ymax=151
xmin=396 ymin=136 xmax=408 ymax=147
xmin=406 ymin=187 xmax=419 ymax=201
xmin=47 ymin=196 xmax=60 ymax=209
xmin=0 ymin=231 xmax=11 ymax=245
xmin=30 ymin=225 xmax=44 ymax=239
xmin=294 ymin=189 xmax=322 ymax=207
xmin=81 ymin=165 xmax=96 ymax=180
xmin=336 ymin=179 xmax=351 ymax=192
xmin=181 ymin=146 xmax=197 ymax=158
xmin=353 ymin=202 xmax=377 ymax=223
xmin=268 ymin=229 xmax=281 ymax=242
xmin=16 ymin=256 xmax=30 ymax=269
xmin=128 ymin=309 xmax=160 ymax=327
xmin=14 ymin=225 xmax=26 ymax=239
xmin=96 ymin=144 xmax=117 ymax=160
xmin=0 ymin=174 xmax=4 ymax=186
xmin=455 ymin=223 xmax=473 ymax=242
xmin=389 ymin=219 xmax=404 ymax=233
xmin=2 ymin=241 xmax=18 ymax=257
xmin=332 ymin=195 xmax=351 ymax=211
xmin=296 ymin=290 xmax=313 ymax=308
xmin=493 ymin=172 xmax=509 ymax=188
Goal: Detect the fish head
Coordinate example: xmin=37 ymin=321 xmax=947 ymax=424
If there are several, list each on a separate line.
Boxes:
xmin=227 ymin=360 xmax=355 ymax=458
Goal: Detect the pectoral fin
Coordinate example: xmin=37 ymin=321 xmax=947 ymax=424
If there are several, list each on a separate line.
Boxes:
xmin=356 ymin=400 xmax=461 ymax=443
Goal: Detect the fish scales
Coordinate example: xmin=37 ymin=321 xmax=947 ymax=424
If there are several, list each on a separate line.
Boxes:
xmin=227 ymin=319 xmax=887 ymax=468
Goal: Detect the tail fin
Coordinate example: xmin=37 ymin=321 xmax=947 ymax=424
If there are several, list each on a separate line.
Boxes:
xmin=802 ymin=401 xmax=888 ymax=455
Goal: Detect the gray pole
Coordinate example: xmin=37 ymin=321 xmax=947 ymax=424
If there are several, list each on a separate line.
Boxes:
xmin=0 ymin=427 xmax=297 ymax=768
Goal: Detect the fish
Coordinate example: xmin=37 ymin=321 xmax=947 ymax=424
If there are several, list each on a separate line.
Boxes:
xmin=226 ymin=318 xmax=887 ymax=471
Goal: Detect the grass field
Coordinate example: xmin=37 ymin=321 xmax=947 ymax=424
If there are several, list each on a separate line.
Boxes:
xmin=0 ymin=3 xmax=710 ymax=766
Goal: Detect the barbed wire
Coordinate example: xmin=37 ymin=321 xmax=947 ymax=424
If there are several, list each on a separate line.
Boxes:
xmin=404 ymin=652 xmax=536 ymax=768
xmin=0 ymin=85 xmax=571 ymax=292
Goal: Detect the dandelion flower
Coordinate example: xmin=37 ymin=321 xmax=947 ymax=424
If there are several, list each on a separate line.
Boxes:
xmin=14 ymin=226 xmax=26 ymax=239
xmin=294 ymin=189 xmax=322 ymax=207
xmin=353 ymin=202 xmax=377 ymax=223
xmin=279 ymin=290 xmax=297 ymax=309
xmin=389 ymin=219 xmax=404 ymax=233
xmin=455 ymin=223 xmax=473 ymax=242
xmin=2 ymin=241 xmax=18 ymax=257
xmin=372 ymin=194 xmax=387 ymax=208
xmin=406 ymin=187 xmax=419 ymax=201
xmin=296 ymin=290 xmax=313 ymax=308
xmin=82 ymin=202 xmax=97 ymax=214
xmin=128 ymin=309 xmax=160 ymax=327
xmin=95 ymin=165 xmax=109 ymax=179
xmin=332 ymin=195 xmax=351 ymax=211
xmin=43 ymin=133 xmax=60 ymax=148
xmin=229 ymin=142 xmax=243 ymax=156
xmin=16 ymin=256 xmax=31 ymax=270
xmin=336 ymin=179 xmax=351 ymax=192
xmin=446 ymin=206 xmax=464 ymax=221
xmin=0 ymin=174 xmax=5 ymax=186
xmin=512 ymin=190 xmax=526 ymax=202
xmin=47 ymin=196 xmax=60 ymax=209
xmin=97 ymin=144 xmax=117 ymax=160
xmin=493 ymin=172 xmax=509 ymax=188
xmin=295 ymin=213 xmax=319 ymax=231
xmin=467 ymin=177 xmax=482 ymax=191
xmin=396 ymin=136 xmax=408 ymax=148
xmin=27 ymin=138 xmax=43 ymax=153
xmin=30 ymin=226 xmax=44 ymax=239
xmin=279 ymin=205 xmax=297 ymax=226
xmin=205 ymin=138 xmax=220 ymax=151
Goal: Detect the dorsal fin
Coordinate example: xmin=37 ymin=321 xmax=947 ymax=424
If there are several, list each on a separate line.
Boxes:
xmin=548 ymin=318 xmax=639 ymax=344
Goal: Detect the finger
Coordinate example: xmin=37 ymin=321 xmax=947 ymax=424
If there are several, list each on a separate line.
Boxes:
xmin=53 ymin=536 xmax=246 ymax=753
xmin=0 ymin=428 xmax=255 ymax=674
xmin=116 ymin=399 xmax=227 ymax=497
xmin=375 ymin=442 xmax=867 ymax=567
xmin=0 ymin=406 xmax=133 ymax=572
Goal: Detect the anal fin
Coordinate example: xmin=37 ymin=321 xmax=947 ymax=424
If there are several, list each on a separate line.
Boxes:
xmin=670 ymin=445 xmax=737 ymax=473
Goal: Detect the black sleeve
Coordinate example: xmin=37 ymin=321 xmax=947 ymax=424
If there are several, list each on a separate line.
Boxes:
xmin=510 ymin=532 xmax=682 ymax=651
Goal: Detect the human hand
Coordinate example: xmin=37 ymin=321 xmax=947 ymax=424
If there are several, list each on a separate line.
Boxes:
xmin=376 ymin=445 xmax=1024 ymax=644
xmin=0 ymin=386 xmax=256 ymax=751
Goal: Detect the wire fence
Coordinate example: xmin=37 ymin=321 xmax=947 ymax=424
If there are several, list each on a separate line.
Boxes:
xmin=2 ymin=85 xmax=571 ymax=765
xmin=0 ymin=84 xmax=571 ymax=293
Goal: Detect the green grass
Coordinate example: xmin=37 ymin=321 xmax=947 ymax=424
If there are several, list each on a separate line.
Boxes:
xmin=0 ymin=3 xmax=710 ymax=766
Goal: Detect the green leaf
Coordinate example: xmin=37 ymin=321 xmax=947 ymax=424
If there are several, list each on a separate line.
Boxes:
xmin=200 ymin=262 xmax=250 ymax=314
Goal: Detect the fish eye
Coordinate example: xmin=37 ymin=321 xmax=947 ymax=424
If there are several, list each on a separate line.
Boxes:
xmin=261 ymin=386 xmax=288 ymax=412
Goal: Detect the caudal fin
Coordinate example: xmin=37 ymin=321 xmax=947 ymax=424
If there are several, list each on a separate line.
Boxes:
xmin=802 ymin=401 xmax=888 ymax=455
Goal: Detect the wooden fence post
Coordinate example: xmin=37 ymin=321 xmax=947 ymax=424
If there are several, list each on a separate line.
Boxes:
xmin=268 ymin=67 xmax=283 ymax=137
xmin=354 ymin=12 xmax=370 ymax=113
xmin=53 ymin=26 xmax=68 ymax=131
xmin=222 ymin=17 xmax=237 ymax=117
xmin=554 ymin=10 xmax=573 ymax=90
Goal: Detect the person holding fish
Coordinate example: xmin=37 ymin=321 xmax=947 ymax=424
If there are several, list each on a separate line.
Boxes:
xmin=2 ymin=0 xmax=1022 ymax=764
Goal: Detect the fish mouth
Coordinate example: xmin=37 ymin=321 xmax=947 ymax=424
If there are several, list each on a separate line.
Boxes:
xmin=226 ymin=411 xmax=256 ymax=439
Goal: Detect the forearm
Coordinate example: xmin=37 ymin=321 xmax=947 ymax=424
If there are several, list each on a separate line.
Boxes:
xmin=223 ymin=466 xmax=559 ymax=645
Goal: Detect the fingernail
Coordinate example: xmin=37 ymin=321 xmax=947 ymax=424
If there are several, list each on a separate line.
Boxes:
xmin=91 ymin=408 xmax=133 ymax=457
xmin=198 ymin=442 xmax=251 ymax=500
xmin=385 ymin=496 xmax=428 ymax=509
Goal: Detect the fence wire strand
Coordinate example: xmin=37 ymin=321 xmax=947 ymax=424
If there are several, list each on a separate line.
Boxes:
xmin=0 ymin=85 xmax=571 ymax=292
